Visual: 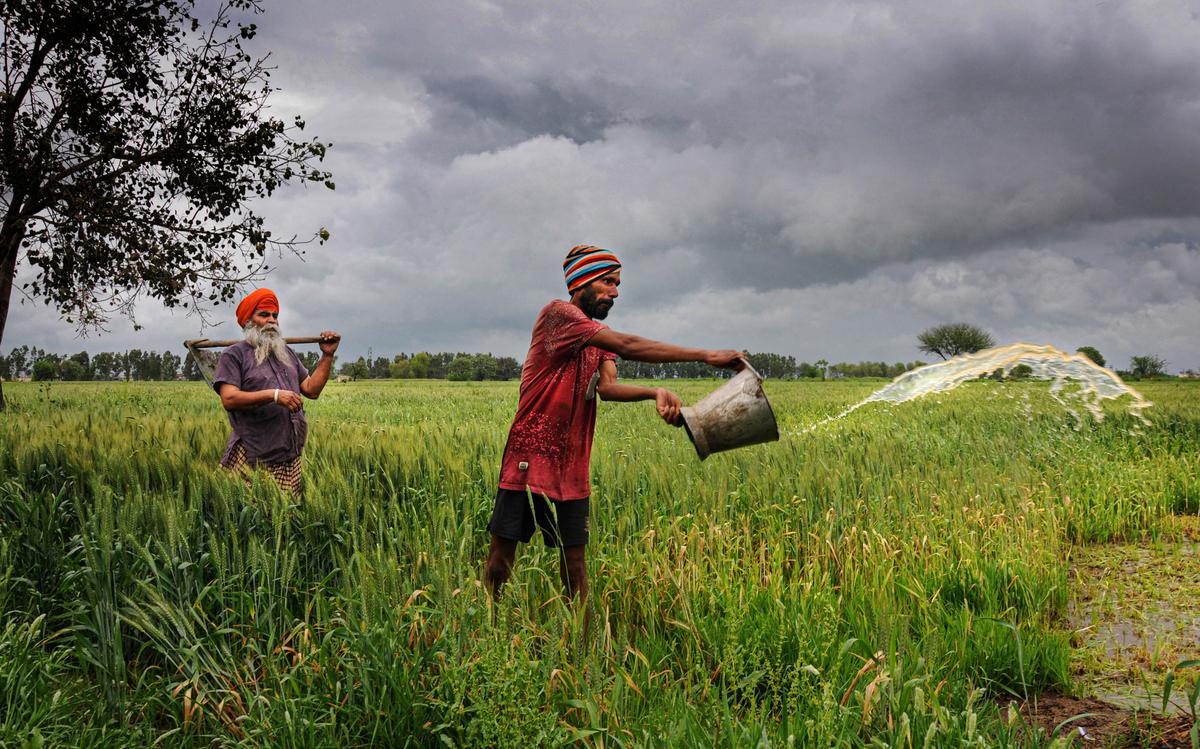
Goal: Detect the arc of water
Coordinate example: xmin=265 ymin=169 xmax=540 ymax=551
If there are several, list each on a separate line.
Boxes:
xmin=796 ymin=343 xmax=1151 ymax=435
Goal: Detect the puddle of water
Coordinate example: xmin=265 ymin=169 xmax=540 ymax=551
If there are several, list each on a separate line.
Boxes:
xmin=1068 ymin=535 xmax=1200 ymax=713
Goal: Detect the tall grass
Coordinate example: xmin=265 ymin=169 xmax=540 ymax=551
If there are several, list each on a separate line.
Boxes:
xmin=0 ymin=378 xmax=1195 ymax=746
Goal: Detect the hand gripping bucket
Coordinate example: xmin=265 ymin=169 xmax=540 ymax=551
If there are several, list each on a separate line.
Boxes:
xmin=680 ymin=360 xmax=780 ymax=460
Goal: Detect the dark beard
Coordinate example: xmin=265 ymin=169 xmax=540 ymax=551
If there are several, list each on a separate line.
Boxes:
xmin=579 ymin=291 xmax=613 ymax=320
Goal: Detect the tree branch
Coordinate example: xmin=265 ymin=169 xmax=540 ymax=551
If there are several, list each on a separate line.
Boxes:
xmin=1 ymin=34 xmax=55 ymax=161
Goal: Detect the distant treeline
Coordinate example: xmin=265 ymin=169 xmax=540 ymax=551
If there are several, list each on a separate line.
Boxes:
xmin=3 ymin=345 xmax=928 ymax=383
xmin=619 ymin=354 xmax=927 ymax=380
xmin=338 ymin=353 xmax=523 ymax=381
xmin=344 ymin=351 xmax=926 ymax=381
xmin=0 ymin=346 xmax=198 ymax=381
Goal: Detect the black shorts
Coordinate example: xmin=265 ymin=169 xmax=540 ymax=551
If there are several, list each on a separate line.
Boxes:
xmin=487 ymin=488 xmax=590 ymax=547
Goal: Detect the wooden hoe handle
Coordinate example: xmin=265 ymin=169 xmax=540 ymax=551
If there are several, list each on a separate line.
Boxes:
xmin=183 ymin=336 xmax=328 ymax=349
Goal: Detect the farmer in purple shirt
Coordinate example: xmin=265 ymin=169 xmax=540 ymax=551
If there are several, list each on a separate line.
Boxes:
xmin=212 ymin=288 xmax=340 ymax=494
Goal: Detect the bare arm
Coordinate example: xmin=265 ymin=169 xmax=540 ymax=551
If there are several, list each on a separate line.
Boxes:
xmin=218 ymin=383 xmax=302 ymax=413
xmin=299 ymin=331 xmax=340 ymax=399
xmin=589 ymin=328 xmax=743 ymax=369
xmin=595 ymin=360 xmax=656 ymax=402
xmin=594 ymin=360 xmax=684 ymax=426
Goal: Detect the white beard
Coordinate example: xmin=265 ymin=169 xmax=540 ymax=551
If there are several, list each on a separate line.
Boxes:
xmin=244 ymin=323 xmax=289 ymax=366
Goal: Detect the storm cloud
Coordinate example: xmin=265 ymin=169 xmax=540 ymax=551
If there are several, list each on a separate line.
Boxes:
xmin=9 ymin=0 xmax=1200 ymax=370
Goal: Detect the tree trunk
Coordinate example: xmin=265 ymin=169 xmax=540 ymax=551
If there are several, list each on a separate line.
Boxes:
xmin=0 ymin=222 xmax=24 ymax=412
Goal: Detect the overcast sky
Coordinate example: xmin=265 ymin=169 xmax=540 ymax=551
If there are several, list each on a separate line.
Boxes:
xmin=10 ymin=0 xmax=1200 ymax=370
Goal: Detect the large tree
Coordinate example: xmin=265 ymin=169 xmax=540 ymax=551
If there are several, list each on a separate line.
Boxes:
xmin=0 ymin=0 xmax=332 ymax=409
xmin=916 ymin=323 xmax=996 ymax=360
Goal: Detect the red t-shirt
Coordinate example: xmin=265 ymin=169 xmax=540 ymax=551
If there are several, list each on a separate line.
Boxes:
xmin=499 ymin=300 xmax=618 ymax=501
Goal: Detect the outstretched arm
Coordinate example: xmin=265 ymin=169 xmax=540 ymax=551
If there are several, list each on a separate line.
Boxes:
xmin=589 ymin=328 xmax=743 ymax=369
xmin=594 ymin=360 xmax=683 ymax=425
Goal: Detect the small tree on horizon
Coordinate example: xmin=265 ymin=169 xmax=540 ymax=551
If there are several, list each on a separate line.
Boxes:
xmin=1076 ymin=346 xmax=1106 ymax=368
xmin=409 ymin=352 xmax=432 ymax=379
xmin=30 ymin=358 xmax=57 ymax=381
xmin=339 ymin=357 xmax=370 ymax=380
xmin=389 ymin=357 xmax=412 ymax=379
xmin=1129 ymin=354 xmax=1168 ymax=379
xmin=917 ymin=323 xmax=996 ymax=360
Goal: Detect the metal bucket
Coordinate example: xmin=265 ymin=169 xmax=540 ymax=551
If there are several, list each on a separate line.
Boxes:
xmin=680 ymin=360 xmax=779 ymax=460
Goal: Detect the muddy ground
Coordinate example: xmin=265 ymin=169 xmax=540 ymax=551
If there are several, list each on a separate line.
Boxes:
xmin=1015 ymin=691 xmax=1196 ymax=747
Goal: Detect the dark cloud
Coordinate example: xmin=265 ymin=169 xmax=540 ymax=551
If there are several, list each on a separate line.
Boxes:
xmin=7 ymin=1 xmax=1200 ymax=371
xmin=423 ymin=75 xmax=623 ymax=145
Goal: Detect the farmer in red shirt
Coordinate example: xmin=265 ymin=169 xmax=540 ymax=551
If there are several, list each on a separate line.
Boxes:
xmin=485 ymin=245 xmax=744 ymax=603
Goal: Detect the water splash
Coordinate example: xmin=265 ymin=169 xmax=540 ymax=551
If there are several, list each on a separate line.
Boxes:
xmin=798 ymin=343 xmax=1152 ymax=434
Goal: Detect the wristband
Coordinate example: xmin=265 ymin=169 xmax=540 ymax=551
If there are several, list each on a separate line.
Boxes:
xmin=273 ymin=388 xmax=279 ymax=403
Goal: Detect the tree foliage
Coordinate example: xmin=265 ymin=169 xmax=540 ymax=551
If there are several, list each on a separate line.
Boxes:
xmin=0 ymin=0 xmax=332 ymax=408
xmin=30 ymin=358 xmax=56 ymax=381
xmin=1129 ymin=354 xmax=1168 ymax=379
xmin=4 ymin=346 xmax=186 ymax=380
xmin=1076 ymin=346 xmax=1106 ymax=368
xmin=0 ymin=344 xmax=935 ymax=384
xmin=338 ymin=357 xmax=370 ymax=380
xmin=408 ymin=352 xmax=432 ymax=379
xmin=296 ymin=351 xmax=321 ymax=370
xmin=916 ymin=323 xmax=996 ymax=360
xmin=382 ymin=352 xmax=520 ymax=381
xmin=617 ymin=355 xmax=923 ymax=380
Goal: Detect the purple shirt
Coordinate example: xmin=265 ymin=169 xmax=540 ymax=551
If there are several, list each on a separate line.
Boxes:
xmin=212 ymin=341 xmax=310 ymax=466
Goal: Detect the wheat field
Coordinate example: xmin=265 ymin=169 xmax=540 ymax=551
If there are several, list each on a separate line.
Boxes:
xmin=0 ymin=378 xmax=1196 ymax=747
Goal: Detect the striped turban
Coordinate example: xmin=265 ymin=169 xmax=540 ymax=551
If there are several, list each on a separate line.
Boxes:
xmin=563 ymin=245 xmax=621 ymax=294
xmin=236 ymin=288 xmax=279 ymax=327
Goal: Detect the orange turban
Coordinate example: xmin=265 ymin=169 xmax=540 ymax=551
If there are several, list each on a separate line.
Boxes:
xmin=236 ymin=288 xmax=279 ymax=327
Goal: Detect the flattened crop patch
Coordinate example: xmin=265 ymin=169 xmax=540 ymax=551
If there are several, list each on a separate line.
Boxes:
xmin=1068 ymin=516 xmax=1200 ymax=712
